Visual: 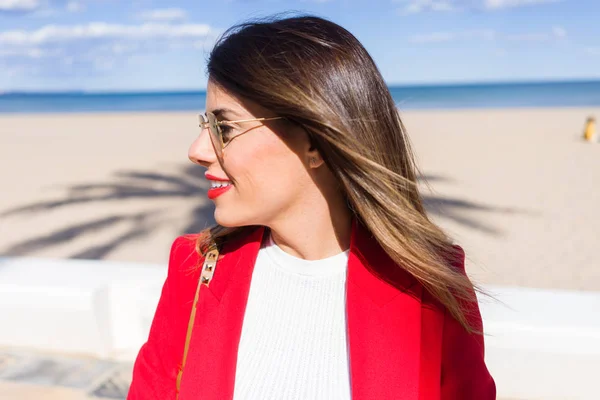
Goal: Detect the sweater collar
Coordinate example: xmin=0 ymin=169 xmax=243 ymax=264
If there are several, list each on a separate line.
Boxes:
xmin=207 ymin=217 xmax=418 ymax=307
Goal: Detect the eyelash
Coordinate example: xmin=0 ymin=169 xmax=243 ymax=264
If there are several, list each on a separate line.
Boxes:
xmin=218 ymin=123 xmax=235 ymax=143
xmin=219 ymin=124 xmax=233 ymax=135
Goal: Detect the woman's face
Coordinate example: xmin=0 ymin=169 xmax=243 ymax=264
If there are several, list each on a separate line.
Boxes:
xmin=189 ymin=80 xmax=316 ymax=228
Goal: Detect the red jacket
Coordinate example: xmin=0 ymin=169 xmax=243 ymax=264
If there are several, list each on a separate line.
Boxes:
xmin=129 ymin=221 xmax=496 ymax=399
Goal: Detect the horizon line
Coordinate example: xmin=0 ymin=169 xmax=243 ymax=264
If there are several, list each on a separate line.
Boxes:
xmin=2 ymin=77 xmax=600 ymax=95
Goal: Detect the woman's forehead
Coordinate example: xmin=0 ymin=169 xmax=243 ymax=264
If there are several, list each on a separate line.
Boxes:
xmin=205 ymin=80 xmax=274 ymax=119
xmin=206 ymin=83 xmax=242 ymax=110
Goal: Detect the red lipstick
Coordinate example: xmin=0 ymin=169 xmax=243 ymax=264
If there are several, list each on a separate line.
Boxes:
xmin=206 ymin=173 xmax=233 ymax=200
xmin=205 ymin=173 xmax=229 ymax=181
xmin=207 ymin=185 xmax=232 ymax=199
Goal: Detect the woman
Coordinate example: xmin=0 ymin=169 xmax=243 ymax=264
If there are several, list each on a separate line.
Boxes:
xmin=128 ymin=15 xmax=496 ymax=400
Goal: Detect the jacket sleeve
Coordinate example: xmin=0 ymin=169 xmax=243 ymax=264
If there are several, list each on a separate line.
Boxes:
xmin=440 ymin=246 xmax=496 ymax=399
xmin=127 ymin=236 xmax=199 ymax=400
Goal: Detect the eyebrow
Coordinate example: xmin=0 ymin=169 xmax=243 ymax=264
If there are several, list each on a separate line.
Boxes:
xmin=210 ymin=108 xmax=242 ymax=119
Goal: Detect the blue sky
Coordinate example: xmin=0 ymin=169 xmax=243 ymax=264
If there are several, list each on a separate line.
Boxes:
xmin=1 ymin=0 xmax=598 ymax=92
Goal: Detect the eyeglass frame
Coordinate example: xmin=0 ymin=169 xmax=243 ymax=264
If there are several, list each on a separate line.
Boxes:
xmin=199 ymin=111 xmax=284 ymax=163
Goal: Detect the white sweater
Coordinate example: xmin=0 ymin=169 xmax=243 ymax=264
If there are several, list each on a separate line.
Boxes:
xmin=232 ymin=233 xmax=352 ymax=400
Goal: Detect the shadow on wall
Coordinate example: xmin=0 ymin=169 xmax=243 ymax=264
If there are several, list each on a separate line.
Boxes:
xmin=0 ymin=169 xmax=521 ymax=260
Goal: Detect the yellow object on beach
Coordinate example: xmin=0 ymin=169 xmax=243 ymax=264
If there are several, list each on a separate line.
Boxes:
xmin=583 ymin=117 xmax=596 ymax=142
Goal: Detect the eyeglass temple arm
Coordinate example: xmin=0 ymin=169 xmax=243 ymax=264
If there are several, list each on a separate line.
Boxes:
xmin=199 ymin=116 xmax=283 ymax=128
xmin=220 ymin=116 xmax=283 ymax=125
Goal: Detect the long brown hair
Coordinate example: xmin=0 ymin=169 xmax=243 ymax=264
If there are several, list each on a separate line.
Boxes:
xmin=197 ymin=15 xmax=481 ymax=332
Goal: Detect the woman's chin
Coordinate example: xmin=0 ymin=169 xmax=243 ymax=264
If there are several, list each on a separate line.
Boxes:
xmin=214 ymin=208 xmax=244 ymax=228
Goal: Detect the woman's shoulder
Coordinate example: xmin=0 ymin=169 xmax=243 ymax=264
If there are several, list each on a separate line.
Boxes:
xmin=419 ymin=244 xmax=469 ymax=309
xmin=446 ymin=244 xmax=466 ymax=274
xmin=170 ymin=234 xmax=200 ymax=262
xmin=166 ymin=234 xmax=203 ymax=280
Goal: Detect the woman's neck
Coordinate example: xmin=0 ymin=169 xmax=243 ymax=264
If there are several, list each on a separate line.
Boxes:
xmin=267 ymin=200 xmax=352 ymax=261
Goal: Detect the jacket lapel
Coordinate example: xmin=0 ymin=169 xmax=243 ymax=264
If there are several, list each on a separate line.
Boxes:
xmin=346 ymin=219 xmax=424 ymax=400
xmin=179 ymin=221 xmax=425 ymax=400
xmin=178 ymin=226 xmax=265 ymax=400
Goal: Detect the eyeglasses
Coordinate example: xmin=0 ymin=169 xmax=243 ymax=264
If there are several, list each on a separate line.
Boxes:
xmin=199 ymin=111 xmax=284 ymax=164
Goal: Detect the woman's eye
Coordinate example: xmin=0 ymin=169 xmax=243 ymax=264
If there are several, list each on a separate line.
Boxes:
xmin=220 ymin=124 xmax=234 ymax=142
xmin=220 ymin=124 xmax=233 ymax=135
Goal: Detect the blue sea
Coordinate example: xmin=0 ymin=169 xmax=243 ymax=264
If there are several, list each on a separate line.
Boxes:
xmin=1 ymin=80 xmax=599 ymax=114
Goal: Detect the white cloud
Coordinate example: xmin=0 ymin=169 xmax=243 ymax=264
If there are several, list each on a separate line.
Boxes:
xmin=585 ymin=47 xmax=600 ymax=56
xmin=0 ymin=21 xmax=217 ymax=72
xmin=505 ymin=26 xmax=566 ymax=42
xmin=410 ymin=26 xmax=565 ymax=45
xmin=395 ymin=0 xmax=563 ymax=14
xmin=506 ymin=32 xmax=550 ymax=41
xmin=0 ymin=0 xmax=85 ymax=16
xmin=110 ymin=42 xmax=138 ymax=55
xmin=552 ymin=26 xmax=567 ymax=39
xmin=494 ymin=48 xmax=508 ymax=56
xmin=66 ymin=0 xmax=83 ymax=13
xmin=409 ymin=31 xmax=457 ymax=43
xmin=409 ymin=29 xmax=496 ymax=43
xmin=0 ymin=22 xmax=213 ymax=46
xmin=0 ymin=47 xmax=61 ymax=58
xmin=137 ymin=8 xmax=187 ymax=22
xmin=93 ymin=56 xmax=115 ymax=71
xmin=396 ymin=0 xmax=457 ymax=15
xmin=483 ymin=0 xmax=561 ymax=10
xmin=0 ymin=0 xmax=40 ymax=11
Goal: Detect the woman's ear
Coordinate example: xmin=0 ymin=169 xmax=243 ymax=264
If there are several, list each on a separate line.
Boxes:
xmin=307 ymin=147 xmax=325 ymax=169
xmin=293 ymin=124 xmax=324 ymax=169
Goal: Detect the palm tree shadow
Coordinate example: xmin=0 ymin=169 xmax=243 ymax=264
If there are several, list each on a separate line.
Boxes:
xmin=0 ymin=164 xmax=215 ymax=260
xmin=0 ymin=168 xmax=523 ymax=260
xmin=419 ymin=174 xmax=528 ymax=235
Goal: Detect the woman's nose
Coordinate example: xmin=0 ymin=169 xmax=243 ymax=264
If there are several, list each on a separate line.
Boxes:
xmin=188 ymin=127 xmax=217 ymax=167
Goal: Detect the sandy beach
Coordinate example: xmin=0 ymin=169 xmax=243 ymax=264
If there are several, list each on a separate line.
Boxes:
xmin=1 ymin=107 xmax=598 ymax=291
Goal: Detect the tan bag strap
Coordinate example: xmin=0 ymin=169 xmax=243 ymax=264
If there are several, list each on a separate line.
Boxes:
xmin=176 ymin=246 xmax=220 ymax=398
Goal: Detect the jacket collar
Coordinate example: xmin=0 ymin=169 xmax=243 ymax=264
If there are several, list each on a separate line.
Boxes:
xmin=346 ymin=218 xmax=420 ymax=306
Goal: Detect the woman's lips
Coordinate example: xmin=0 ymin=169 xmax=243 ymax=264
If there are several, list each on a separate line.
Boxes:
xmin=205 ymin=173 xmax=232 ymax=199
xmin=205 ymin=173 xmax=229 ymax=181
xmin=207 ymin=184 xmax=232 ymax=199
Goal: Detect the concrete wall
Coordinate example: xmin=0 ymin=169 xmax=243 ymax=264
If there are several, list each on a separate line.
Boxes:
xmin=478 ymin=285 xmax=600 ymax=399
xmin=0 ymin=257 xmax=165 ymax=361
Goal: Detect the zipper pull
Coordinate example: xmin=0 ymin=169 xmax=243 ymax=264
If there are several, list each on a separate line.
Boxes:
xmin=201 ymin=248 xmax=219 ymax=286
